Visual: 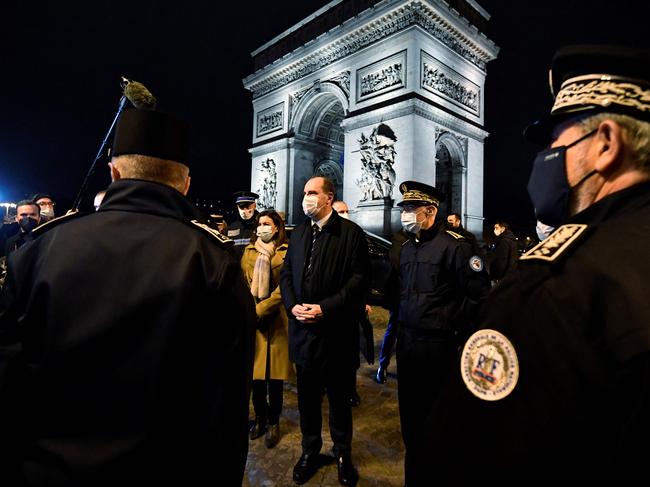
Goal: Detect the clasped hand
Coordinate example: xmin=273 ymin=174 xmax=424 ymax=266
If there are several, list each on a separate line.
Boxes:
xmin=292 ymin=303 xmax=323 ymax=323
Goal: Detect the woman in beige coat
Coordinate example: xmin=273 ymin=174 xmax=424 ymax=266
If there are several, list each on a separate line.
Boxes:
xmin=241 ymin=210 xmax=293 ymax=449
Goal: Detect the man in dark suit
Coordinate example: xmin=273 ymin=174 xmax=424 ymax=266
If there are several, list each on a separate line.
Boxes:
xmin=0 ymin=108 xmax=256 ymax=486
xmin=280 ymin=176 xmax=370 ymax=486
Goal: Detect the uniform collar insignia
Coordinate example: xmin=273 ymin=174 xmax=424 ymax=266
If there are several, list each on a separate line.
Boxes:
xmin=520 ymin=224 xmax=589 ymax=262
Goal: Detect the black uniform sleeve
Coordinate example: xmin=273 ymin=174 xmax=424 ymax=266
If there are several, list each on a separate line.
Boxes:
xmin=449 ymin=241 xmax=490 ymax=338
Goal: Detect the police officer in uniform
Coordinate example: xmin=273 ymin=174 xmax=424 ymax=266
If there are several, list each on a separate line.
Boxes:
xmin=229 ymin=190 xmax=260 ymax=256
xmin=427 ymin=45 xmax=650 ymax=485
xmin=0 ymin=108 xmax=256 ymax=486
xmin=395 ymin=181 xmax=489 ymax=486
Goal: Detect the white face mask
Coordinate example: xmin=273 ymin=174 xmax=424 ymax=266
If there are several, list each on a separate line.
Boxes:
xmin=238 ymin=207 xmax=255 ymax=221
xmin=337 ymin=211 xmax=349 ymax=220
xmin=256 ymin=225 xmax=275 ymax=243
xmin=40 ymin=208 xmax=54 ymax=218
xmin=535 ymin=221 xmax=555 ymax=241
xmin=302 ymin=195 xmax=322 ymax=219
xmin=400 ymin=210 xmax=424 ymax=234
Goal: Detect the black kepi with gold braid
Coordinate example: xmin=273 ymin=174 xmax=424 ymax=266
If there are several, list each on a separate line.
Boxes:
xmin=525 ymin=45 xmax=650 ymax=144
xmin=397 ymin=180 xmax=445 ymax=207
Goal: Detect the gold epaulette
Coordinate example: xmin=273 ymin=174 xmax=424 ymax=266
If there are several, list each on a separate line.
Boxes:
xmin=190 ymin=220 xmax=233 ymax=247
xmin=445 ymin=230 xmax=465 ymax=240
xmin=520 ymin=224 xmax=588 ymax=262
xmin=31 ymin=210 xmax=82 ymax=237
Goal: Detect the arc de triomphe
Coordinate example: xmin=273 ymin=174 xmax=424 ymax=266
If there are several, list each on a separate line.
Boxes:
xmin=243 ymin=0 xmax=498 ymax=237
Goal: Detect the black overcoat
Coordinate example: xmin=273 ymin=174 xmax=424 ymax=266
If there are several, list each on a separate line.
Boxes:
xmin=280 ymin=210 xmax=370 ymax=371
xmin=0 ymin=179 xmax=256 ymax=486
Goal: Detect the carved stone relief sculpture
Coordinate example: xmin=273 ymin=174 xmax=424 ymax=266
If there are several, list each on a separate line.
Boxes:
xmin=357 ymin=51 xmax=407 ymax=102
xmin=421 ymin=51 xmax=480 ymax=116
xmin=356 ymin=123 xmax=398 ymax=201
xmin=257 ymin=158 xmax=277 ymax=209
xmin=256 ymin=102 xmax=284 ymax=137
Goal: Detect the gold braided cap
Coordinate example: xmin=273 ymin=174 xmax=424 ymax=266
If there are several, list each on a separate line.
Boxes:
xmin=400 ymin=189 xmax=439 ymax=207
xmin=552 ymin=73 xmax=650 ymax=114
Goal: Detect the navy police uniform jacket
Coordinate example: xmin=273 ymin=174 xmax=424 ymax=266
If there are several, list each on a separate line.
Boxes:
xmin=0 ymin=179 xmax=256 ymax=486
xmin=396 ymin=222 xmax=489 ymax=486
xmin=228 ymin=211 xmax=259 ymax=256
xmin=427 ymin=182 xmax=650 ymax=484
xmin=398 ymin=223 xmax=489 ymax=337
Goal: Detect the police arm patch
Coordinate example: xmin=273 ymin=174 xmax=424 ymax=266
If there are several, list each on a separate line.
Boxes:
xmin=460 ymin=329 xmax=519 ymax=401
xmin=469 ymin=255 xmax=484 ymax=272
xmin=520 ymin=224 xmax=588 ymax=262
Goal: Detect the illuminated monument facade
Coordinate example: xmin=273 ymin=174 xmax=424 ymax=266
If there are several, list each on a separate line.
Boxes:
xmin=243 ymin=0 xmax=498 ymax=237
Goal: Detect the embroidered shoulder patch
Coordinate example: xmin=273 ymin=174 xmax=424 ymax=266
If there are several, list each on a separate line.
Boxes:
xmin=190 ymin=220 xmax=233 ymax=246
xmin=520 ymin=224 xmax=588 ymax=262
xmin=469 ymin=255 xmax=484 ymax=272
xmin=31 ymin=210 xmax=82 ymax=237
xmin=461 ymin=329 xmax=519 ymax=401
xmin=445 ymin=230 xmax=464 ymax=240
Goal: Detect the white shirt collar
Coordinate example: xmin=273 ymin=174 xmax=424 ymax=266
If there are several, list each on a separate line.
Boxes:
xmin=312 ymin=209 xmax=333 ymax=229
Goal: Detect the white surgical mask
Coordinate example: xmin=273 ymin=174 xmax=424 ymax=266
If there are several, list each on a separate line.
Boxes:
xmin=400 ymin=210 xmax=423 ymax=234
xmin=238 ymin=207 xmax=255 ymax=221
xmin=338 ymin=211 xmax=349 ymax=220
xmin=256 ymin=225 xmax=275 ymax=243
xmin=302 ymin=195 xmax=321 ymax=218
xmin=535 ymin=220 xmax=555 ymax=241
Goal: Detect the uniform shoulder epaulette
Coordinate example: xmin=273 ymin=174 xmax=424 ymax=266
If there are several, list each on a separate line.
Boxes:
xmin=189 ymin=220 xmax=233 ymax=247
xmin=445 ymin=230 xmax=465 ymax=240
xmin=31 ymin=210 xmax=83 ymax=237
xmin=520 ymin=224 xmax=589 ymax=263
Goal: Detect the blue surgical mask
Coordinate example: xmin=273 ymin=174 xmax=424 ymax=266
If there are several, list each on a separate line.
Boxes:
xmin=527 ymin=129 xmax=597 ymax=227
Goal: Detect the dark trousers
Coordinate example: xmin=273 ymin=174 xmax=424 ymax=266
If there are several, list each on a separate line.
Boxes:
xmin=296 ymin=365 xmax=353 ymax=457
xmin=378 ymin=310 xmax=398 ymax=369
xmin=396 ymin=328 xmax=456 ymax=487
xmin=251 ymin=379 xmax=284 ymax=424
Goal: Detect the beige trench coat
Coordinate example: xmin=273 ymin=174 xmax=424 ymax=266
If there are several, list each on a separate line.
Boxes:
xmin=241 ymin=243 xmax=294 ymax=381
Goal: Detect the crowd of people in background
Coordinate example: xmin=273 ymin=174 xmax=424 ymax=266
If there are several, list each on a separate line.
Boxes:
xmin=1 ymin=44 xmax=650 ymax=487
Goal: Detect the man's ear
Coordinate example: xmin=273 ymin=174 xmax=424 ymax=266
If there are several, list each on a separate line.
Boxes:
xmin=108 ymin=161 xmax=121 ymax=182
xmin=182 ymin=176 xmax=191 ymax=196
xmin=594 ymin=120 xmax=624 ymax=174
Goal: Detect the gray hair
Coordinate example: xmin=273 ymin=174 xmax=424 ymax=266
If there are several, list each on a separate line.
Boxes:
xmin=577 ymin=113 xmax=650 ymax=171
xmin=112 ymin=154 xmax=190 ymax=193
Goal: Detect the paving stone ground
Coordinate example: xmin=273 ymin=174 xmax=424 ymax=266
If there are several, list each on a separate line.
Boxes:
xmin=243 ymin=307 xmax=404 ymax=487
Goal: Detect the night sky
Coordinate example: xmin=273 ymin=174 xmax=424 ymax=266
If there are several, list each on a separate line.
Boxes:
xmin=1 ymin=0 xmax=648 ymax=233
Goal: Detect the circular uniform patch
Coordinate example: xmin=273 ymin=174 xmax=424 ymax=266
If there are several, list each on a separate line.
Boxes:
xmin=460 ymin=329 xmax=519 ymax=401
xmin=469 ymin=255 xmax=484 ymax=272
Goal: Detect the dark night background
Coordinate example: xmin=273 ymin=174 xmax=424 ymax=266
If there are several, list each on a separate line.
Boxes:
xmin=0 ymin=1 xmax=648 ymax=234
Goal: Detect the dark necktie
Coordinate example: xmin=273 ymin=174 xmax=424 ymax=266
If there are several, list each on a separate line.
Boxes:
xmin=306 ymin=223 xmax=320 ymax=275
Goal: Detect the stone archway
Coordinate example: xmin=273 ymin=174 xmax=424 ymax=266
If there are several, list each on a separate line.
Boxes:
xmin=244 ymin=0 xmax=498 ymax=233
xmin=287 ymin=83 xmax=348 ymax=221
xmin=435 ymin=132 xmax=466 ymax=218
